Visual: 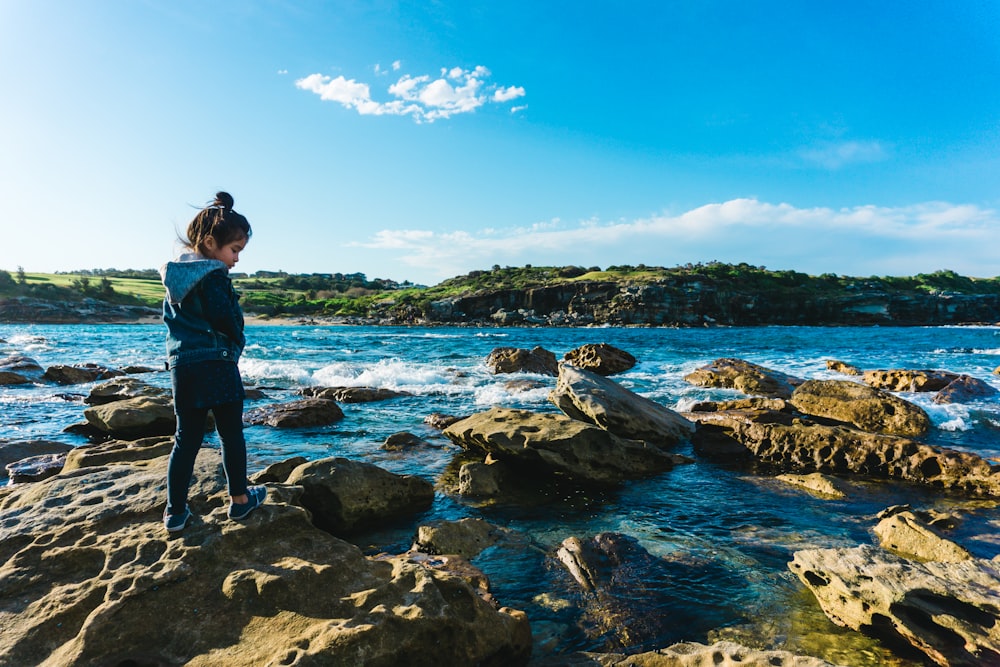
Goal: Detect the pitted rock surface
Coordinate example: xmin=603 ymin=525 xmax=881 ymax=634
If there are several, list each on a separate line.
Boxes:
xmin=683 ymin=358 xmax=804 ymax=399
xmin=789 ymin=379 xmax=931 ymax=437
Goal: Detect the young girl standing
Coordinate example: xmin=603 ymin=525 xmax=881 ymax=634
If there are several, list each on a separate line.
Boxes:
xmin=160 ymin=191 xmax=266 ymax=533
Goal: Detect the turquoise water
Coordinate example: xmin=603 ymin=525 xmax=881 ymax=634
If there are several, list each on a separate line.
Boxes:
xmin=3 ymin=324 xmax=999 ymax=665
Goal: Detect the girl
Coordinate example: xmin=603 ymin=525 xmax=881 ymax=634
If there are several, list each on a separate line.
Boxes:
xmin=160 ymin=191 xmax=266 ymax=533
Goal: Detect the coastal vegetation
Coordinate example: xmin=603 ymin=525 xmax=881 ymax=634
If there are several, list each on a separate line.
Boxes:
xmin=2 ymin=263 xmax=1000 ymax=324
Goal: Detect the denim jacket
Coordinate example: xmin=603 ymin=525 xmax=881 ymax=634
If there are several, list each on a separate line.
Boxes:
xmin=160 ymin=253 xmax=245 ymax=370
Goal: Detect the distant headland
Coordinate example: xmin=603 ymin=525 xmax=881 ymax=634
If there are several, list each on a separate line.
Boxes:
xmin=2 ymin=263 xmax=999 ymax=326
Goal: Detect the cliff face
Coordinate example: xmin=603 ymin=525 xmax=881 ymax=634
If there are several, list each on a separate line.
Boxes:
xmin=418 ymin=279 xmax=1000 ymax=326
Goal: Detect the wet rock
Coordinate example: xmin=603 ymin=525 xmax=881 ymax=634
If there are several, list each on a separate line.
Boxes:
xmin=789 ymin=379 xmax=931 ymax=437
xmin=5 ymin=452 xmax=68 ymax=483
xmin=458 ymin=460 xmax=505 ymax=497
xmin=874 ymin=508 xmax=972 ymax=562
xmin=0 ymin=446 xmax=530 ymax=666
xmin=789 ymin=545 xmax=1000 ymax=667
xmin=285 ymin=456 xmax=434 ymax=535
xmin=504 ymin=378 xmax=546 ymax=393
xmin=0 ymin=440 xmax=73 ymax=473
xmin=382 ymin=431 xmax=434 ymax=450
xmin=825 ymin=359 xmax=861 ymax=376
xmin=414 ymin=518 xmax=505 ymax=558
xmin=244 ymin=397 xmax=344 ymax=428
xmin=425 ymin=412 xmax=464 ymax=430
xmin=862 ymin=368 xmax=959 ymax=392
xmin=549 ymin=363 xmax=694 ymax=449
xmin=303 ymin=385 xmax=412 ymax=403
xmin=563 ymin=343 xmax=637 ymax=376
xmin=933 ymin=374 xmax=999 ymax=404
xmin=82 ymin=395 xmax=177 ymax=439
xmin=775 ymin=472 xmax=847 ymax=499
xmin=43 ymin=363 xmax=123 ymax=385
xmin=687 ymin=409 xmax=1000 ymax=496
xmin=0 ymin=371 xmax=31 ymax=385
xmin=0 ymin=354 xmax=43 ymax=383
xmin=683 ymin=358 xmax=804 ymax=399
xmin=443 ymin=407 xmax=678 ymax=485
xmin=84 ymin=376 xmax=170 ymax=405
xmin=485 ymin=346 xmax=559 ymax=375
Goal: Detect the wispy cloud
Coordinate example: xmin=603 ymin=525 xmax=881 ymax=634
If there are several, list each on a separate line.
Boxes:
xmin=798 ymin=140 xmax=889 ymax=169
xmin=296 ymin=64 xmax=525 ymax=122
xmin=353 ymin=199 xmax=1000 ymax=281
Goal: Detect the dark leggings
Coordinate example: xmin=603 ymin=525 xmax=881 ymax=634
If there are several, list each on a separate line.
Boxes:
xmin=166 ymin=400 xmax=247 ymax=516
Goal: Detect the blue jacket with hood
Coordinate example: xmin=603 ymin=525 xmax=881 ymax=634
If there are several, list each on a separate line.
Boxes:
xmin=160 ymin=252 xmax=245 ymax=371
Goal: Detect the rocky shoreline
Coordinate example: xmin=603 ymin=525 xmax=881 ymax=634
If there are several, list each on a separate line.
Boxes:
xmin=1 ymin=344 xmax=999 ymax=665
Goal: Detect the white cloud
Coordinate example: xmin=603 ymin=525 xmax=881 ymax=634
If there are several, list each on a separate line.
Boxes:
xmin=296 ymin=64 xmax=525 ymax=122
xmin=353 ymin=199 xmax=1000 ymax=281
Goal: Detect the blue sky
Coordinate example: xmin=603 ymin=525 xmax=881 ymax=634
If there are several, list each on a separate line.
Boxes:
xmin=2 ymin=1 xmax=999 ymax=285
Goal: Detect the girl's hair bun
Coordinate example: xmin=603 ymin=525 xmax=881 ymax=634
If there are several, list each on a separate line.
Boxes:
xmin=213 ymin=191 xmax=235 ymax=212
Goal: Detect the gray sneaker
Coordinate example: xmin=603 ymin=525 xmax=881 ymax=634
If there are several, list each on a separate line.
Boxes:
xmin=228 ymin=485 xmax=267 ymax=521
xmin=164 ymin=507 xmax=192 ymax=533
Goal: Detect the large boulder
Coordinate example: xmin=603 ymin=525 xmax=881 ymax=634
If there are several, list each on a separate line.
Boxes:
xmin=443 ymin=407 xmax=678 ymax=485
xmin=563 ymin=343 xmax=637 ymax=376
xmin=549 ymin=363 xmax=694 ymax=448
xmin=789 ymin=379 xmax=932 ymax=437
xmin=85 ymin=376 xmax=170 ymax=405
xmin=485 ymin=346 xmax=559 ymax=376
xmin=285 ymin=456 xmax=434 ymax=535
xmin=0 ymin=448 xmax=531 ymax=666
xmin=933 ymin=374 xmax=999 ymax=404
xmin=244 ymin=397 xmax=344 ymax=428
xmin=687 ymin=409 xmax=1000 ymax=496
xmin=683 ymin=358 xmax=804 ymax=399
xmin=789 ymin=545 xmax=1000 ymax=667
xmin=873 ymin=506 xmax=972 ymax=563
xmin=81 ymin=394 xmax=177 ymax=439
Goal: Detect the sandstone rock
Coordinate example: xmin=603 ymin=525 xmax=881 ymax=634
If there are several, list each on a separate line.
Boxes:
xmin=382 ymin=431 xmax=434 ymax=450
xmin=286 ymin=456 xmax=434 ymax=535
xmin=43 ymin=363 xmax=123 ymax=385
xmin=85 ymin=376 xmax=171 ymax=405
xmin=933 ymin=374 xmax=1000 ymax=404
xmin=862 ymin=368 xmax=959 ymax=392
xmin=62 ymin=436 xmax=174 ymax=472
xmin=683 ymin=358 xmax=804 ymax=399
xmin=687 ymin=397 xmax=788 ymax=412
xmin=244 ymin=397 xmax=344 ymax=428
xmin=505 ymin=378 xmax=547 ymax=393
xmin=559 ymin=641 xmax=839 ymax=666
xmin=549 ymin=363 xmax=694 ymax=448
xmin=252 ymin=455 xmax=308 ymax=483
xmin=485 ymin=346 xmax=559 ymax=375
xmin=775 ymin=472 xmax=847 ymax=499
xmin=563 ymin=343 xmax=637 ymax=376
xmin=789 ymin=545 xmax=1000 ymax=667
xmin=82 ymin=394 xmax=177 ymax=439
xmin=789 ymin=379 xmax=931 ymax=437
xmin=687 ymin=409 xmax=1000 ymax=496
xmin=443 ymin=407 xmax=677 ymax=485
xmin=825 ymin=359 xmax=861 ymax=376
xmin=0 ymin=450 xmax=531 ymax=666
xmin=874 ymin=509 xmax=972 ymax=562
xmin=414 ymin=517 xmax=505 ymax=558
xmin=303 ymin=385 xmax=412 ymax=403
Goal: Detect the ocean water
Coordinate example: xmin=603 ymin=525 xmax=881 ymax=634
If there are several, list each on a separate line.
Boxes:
xmin=3 ymin=323 xmax=1000 ymax=665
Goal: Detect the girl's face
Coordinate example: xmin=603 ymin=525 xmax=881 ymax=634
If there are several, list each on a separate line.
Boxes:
xmin=203 ymin=236 xmax=247 ymax=269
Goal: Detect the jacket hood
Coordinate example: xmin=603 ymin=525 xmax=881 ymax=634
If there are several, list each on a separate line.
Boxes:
xmin=160 ymin=252 xmax=229 ymax=304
